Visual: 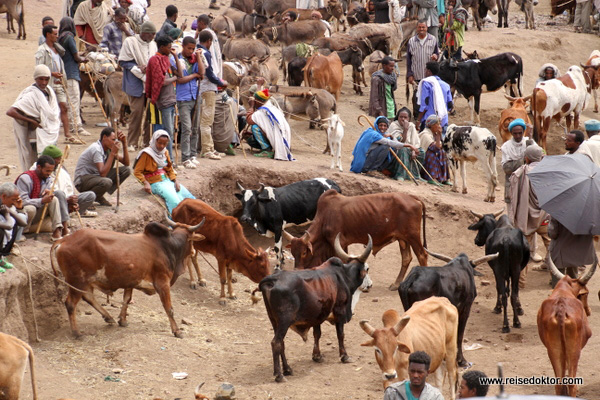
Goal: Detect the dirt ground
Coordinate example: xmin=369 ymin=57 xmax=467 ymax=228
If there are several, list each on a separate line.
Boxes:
xmin=1 ymin=0 xmax=600 ymax=399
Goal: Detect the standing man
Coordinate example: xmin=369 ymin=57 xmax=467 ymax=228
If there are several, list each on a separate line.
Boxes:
xmin=413 ymin=0 xmax=439 ymax=38
xmin=7 ymin=65 xmax=61 ymax=171
xmin=118 ymin=21 xmax=157 ymax=151
xmin=158 ymin=5 xmax=187 ymax=37
xmin=74 ymin=0 xmax=114 ymax=45
xmin=100 ymin=8 xmax=134 ymax=57
xmin=442 ymin=0 xmax=467 ymax=61
xmin=196 ymin=15 xmax=222 ymax=80
xmin=416 ymin=61 xmax=453 ymax=131
xmin=119 ymin=0 xmax=145 ymax=33
xmin=36 ymin=25 xmax=77 ymax=144
xmin=373 ymin=0 xmax=390 ymax=23
xmin=16 ymin=155 xmax=70 ymax=241
xmin=74 ymin=127 xmax=131 ymax=206
xmin=369 ymin=56 xmax=397 ymax=119
xmin=383 ymin=351 xmax=444 ymax=400
xmin=565 ymin=130 xmax=585 ymax=154
xmin=0 ymin=183 xmax=27 ymax=272
xmin=509 ymin=144 xmax=549 ymax=288
xmin=574 ymin=0 xmax=593 ymax=33
xmin=500 ymin=118 xmax=528 ymax=204
xmin=198 ymin=30 xmax=228 ymax=160
xmin=406 ymin=20 xmax=439 ymax=118
xmin=578 ymin=120 xmax=600 ymax=165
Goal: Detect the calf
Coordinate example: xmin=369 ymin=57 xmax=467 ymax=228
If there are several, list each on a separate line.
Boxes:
xmin=399 ymin=250 xmax=499 ymax=367
xmin=468 ymin=210 xmax=530 ymax=333
xmin=443 ymin=124 xmax=498 ymax=203
xmin=304 ymin=52 xmax=344 ymax=100
xmin=0 ymin=332 xmax=37 ymax=400
xmin=360 ymin=297 xmax=459 ymax=399
xmin=538 ymin=254 xmax=596 ymax=396
xmin=325 ymin=114 xmax=345 ymax=171
xmin=498 ymin=95 xmax=532 ymax=142
xmin=236 ymin=178 xmax=341 ymax=267
xmin=260 ymin=235 xmax=372 ymax=382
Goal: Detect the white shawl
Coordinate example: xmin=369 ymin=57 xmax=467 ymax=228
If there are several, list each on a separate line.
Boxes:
xmin=12 ymin=85 xmax=60 ymax=151
xmin=388 ymin=0 xmax=406 ymax=24
xmin=252 ymin=101 xmax=295 ymax=161
xmin=73 ymin=0 xmax=114 ymax=43
xmin=118 ymin=35 xmax=157 ymax=81
xmin=416 ymin=76 xmax=448 ymax=121
xmin=500 ymin=138 xmax=527 ymax=165
xmin=577 ymin=135 xmax=600 ymax=167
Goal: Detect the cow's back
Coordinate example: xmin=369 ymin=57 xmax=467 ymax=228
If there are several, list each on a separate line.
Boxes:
xmin=276 ymin=179 xmax=341 ymax=224
xmin=486 ymin=225 xmax=529 ymax=276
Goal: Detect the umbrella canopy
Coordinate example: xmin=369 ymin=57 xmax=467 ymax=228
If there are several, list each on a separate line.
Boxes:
xmin=528 ymin=153 xmax=600 ymax=235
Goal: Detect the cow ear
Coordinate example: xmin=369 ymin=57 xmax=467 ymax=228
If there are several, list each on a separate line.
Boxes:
xmin=235 ymin=193 xmax=243 ymax=200
xmin=257 ymin=192 xmax=273 ymax=202
xmin=360 ymin=339 xmax=374 ymax=347
xmin=307 ymin=242 xmax=313 ymax=255
xmin=145 ymin=222 xmax=171 ymax=237
xmin=467 ymin=221 xmax=481 ymax=231
xmin=397 ymin=342 xmax=412 ymax=354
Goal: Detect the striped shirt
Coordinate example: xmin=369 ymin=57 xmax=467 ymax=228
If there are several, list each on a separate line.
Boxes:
xmin=406 ymin=33 xmax=439 ymax=81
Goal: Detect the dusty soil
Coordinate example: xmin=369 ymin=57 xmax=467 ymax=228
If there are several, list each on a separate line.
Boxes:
xmin=1 ymin=0 xmax=600 ymax=399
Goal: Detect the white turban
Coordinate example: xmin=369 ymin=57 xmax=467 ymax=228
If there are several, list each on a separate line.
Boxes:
xmin=33 ymin=64 xmax=51 ymax=79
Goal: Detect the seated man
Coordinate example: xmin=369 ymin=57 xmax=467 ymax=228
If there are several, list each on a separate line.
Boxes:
xmin=420 ymin=114 xmax=451 ymax=184
xmin=388 ymin=107 xmax=425 ymax=181
xmin=16 ymin=155 xmax=70 ymax=241
xmin=74 ymin=127 xmax=131 ymax=206
xmin=35 ymin=145 xmax=97 ymax=217
xmin=244 ymin=89 xmax=294 ymax=161
xmin=0 ymin=183 xmax=28 ymax=272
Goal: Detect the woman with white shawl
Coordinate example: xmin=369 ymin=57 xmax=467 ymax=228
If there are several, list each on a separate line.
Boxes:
xmin=134 ymin=130 xmax=195 ymax=212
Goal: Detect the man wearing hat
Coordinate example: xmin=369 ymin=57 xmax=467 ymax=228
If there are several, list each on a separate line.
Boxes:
xmin=245 ymin=88 xmax=294 ymax=161
xmin=118 ymin=21 xmax=157 ymax=151
xmin=501 ymin=118 xmax=528 ymax=203
xmin=6 ymin=65 xmax=61 ymax=171
xmin=509 ymin=144 xmax=549 ymax=288
xmin=577 ymin=119 xmax=600 ymax=166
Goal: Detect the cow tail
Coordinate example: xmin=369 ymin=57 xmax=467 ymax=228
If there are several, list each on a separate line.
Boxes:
xmin=421 ymin=200 xmax=427 ymax=250
xmin=50 ymin=242 xmax=60 ymax=277
xmin=250 ymin=287 xmax=262 ymax=305
xmin=558 ymin=311 xmax=569 ymax=396
xmin=517 ymin=60 xmax=523 ymax=97
xmin=532 ymin=88 xmax=539 ymax=142
xmin=20 ymin=339 xmax=38 ymax=400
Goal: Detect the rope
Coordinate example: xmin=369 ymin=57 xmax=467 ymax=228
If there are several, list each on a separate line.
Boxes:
xmin=15 ymin=246 xmax=41 ymax=342
xmin=197 ymin=251 xmax=220 ymax=276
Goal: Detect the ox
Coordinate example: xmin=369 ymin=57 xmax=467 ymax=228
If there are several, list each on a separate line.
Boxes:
xmin=532 ymin=65 xmax=591 ymax=150
xmin=0 ymin=332 xmax=37 ymax=400
xmin=326 ymin=114 xmax=345 ymax=171
xmin=260 ymin=235 xmax=372 ymax=382
xmin=235 ymin=178 xmax=341 ymax=268
xmin=270 ymin=85 xmax=337 ymax=130
xmin=360 ymin=297 xmax=459 ymax=398
xmin=171 ymin=199 xmax=271 ymax=305
xmin=498 ymin=95 xmax=532 ymax=142
xmin=443 ymin=124 xmax=498 ymax=202
xmin=287 ymin=190 xmax=428 ymax=290
xmin=468 ymin=210 xmax=530 ymax=333
xmin=538 ymin=254 xmax=596 ymax=397
xmin=582 ymin=50 xmax=600 ymax=113
xmin=50 ymin=219 xmax=205 ymax=338
xmin=304 ymin=52 xmax=344 ymax=100
xmin=438 ymin=52 xmax=523 ymax=125
xmin=399 ymin=250 xmax=499 ymax=367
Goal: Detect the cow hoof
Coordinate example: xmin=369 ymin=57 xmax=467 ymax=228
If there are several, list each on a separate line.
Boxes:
xmin=502 ymin=326 xmax=510 ymax=333
xmin=361 ymin=286 xmax=371 ymax=293
xmin=219 ymin=299 xmax=227 ymax=306
xmin=231 ymin=277 xmax=238 ymax=283
xmin=275 ymin=375 xmax=286 ymax=383
xmin=341 ymin=355 xmax=352 ymax=363
xmin=283 ymin=368 xmax=293 ymax=376
xmin=462 ymin=188 xmax=468 ymax=194
xmin=199 ymin=280 xmax=207 ymax=287
xmin=484 ymin=197 xmax=490 ymax=203
xmin=190 ymin=282 xmax=197 ymax=290
xmin=174 ymin=330 xmax=184 ymax=339
xmin=458 ymin=359 xmax=469 ymax=368
xmin=312 ymin=354 xmax=324 ymax=363
xmin=228 ymin=294 xmax=237 ymax=300
xmin=73 ymin=331 xmax=84 ymax=339
xmin=493 ymin=306 xmax=502 ymax=314
xmin=517 ymin=307 xmax=524 ymax=316
xmin=388 ymin=284 xmax=400 ymax=291
xmin=451 ymin=188 xmax=459 ymax=193
xmin=118 ymin=320 xmax=128 ymax=327
xmin=513 ymin=321 xmax=521 ymax=328
xmin=105 ymin=317 xmax=117 ymax=325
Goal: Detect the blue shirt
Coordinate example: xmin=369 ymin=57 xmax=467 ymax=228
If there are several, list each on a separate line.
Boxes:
xmin=171 ymin=54 xmax=199 ymax=102
xmin=418 ymin=76 xmax=453 ymax=127
xmin=119 ymin=59 xmax=144 ymax=97
xmin=59 ymin=34 xmax=81 ymax=81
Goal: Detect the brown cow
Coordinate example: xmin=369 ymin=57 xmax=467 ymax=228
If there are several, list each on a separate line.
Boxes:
xmin=582 ymin=50 xmax=600 ymax=113
xmin=360 ymin=297 xmax=458 ymax=398
xmin=0 ymin=332 xmax=37 ymax=400
xmin=50 ymin=219 xmax=205 ymax=338
xmin=537 ymin=253 xmax=596 ymax=396
xmin=285 ymin=190 xmax=428 ymax=290
xmin=171 ymin=198 xmax=272 ymax=305
xmin=498 ymin=95 xmax=532 ymax=142
xmin=303 ymin=52 xmax=343 ymax=100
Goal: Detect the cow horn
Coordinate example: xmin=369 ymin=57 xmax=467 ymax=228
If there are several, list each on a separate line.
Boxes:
xmin=188 ymin=217 xmax=206 ymax=232
xmin=472 ymin=252 xmax=500 ymax=266
xmin=470 ymin=210 xmax=484 ymax=219
xmin=578 ymin=252 xmax=598 ymax=285
xmin=523 ymin=95 xmax=532 ymax=102
xmin=392 ymin=315 xmax=411 ymax=337
xmin=359 ymin=320 xmax=376 ymax=337
xmin=334 ymin=233 xmax=350 ymax=263
xmin=194 ymin=382 xmax=205 ymax=396
xmin=581 ymin=63 xmax=587 ymax=69
xmin=357 ymin=234 xmax=373 ymax=264
xmin=504 ymin=94 xmax=516 ymax=102
xmin=424 ymin=248 xmax=453 ymax=262
xmin=258 ymin=183 xmax=265 ymax=193
xmin=164 ymin=212 xmax=178 ymax=227
xmin=282 ymin=229 xmax=295 ymax=241
xmin=547 ymin=252 xmax=565 ymax=280
xmin=493 ymin=208 xmax=505 ymax=218
xmin=236 ymin=181 xmax=245 ymax=191
xmin=301 ymin=231 xmax=311 ymax=244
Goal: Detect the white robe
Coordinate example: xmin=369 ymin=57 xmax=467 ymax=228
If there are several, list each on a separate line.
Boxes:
xmin=577 ymin=135 xmax=600 ymax=166
xmin=12 ymin=85 xmax=60 ymax=152
xmin=252 ymin=101 xmax=295 ymax=161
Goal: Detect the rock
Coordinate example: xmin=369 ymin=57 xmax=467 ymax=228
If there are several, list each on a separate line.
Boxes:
xmin=372 ymin=298 xmax=379 ymax=303
xmin=215 ymin=382 xmax=236 ymax=400
xmin=113 ymin=368 xmax=124 ymax=374
xmin=85 ymin=311 xmax=92 ymax=315
xmin=181 ymin=318 xmax=193 ymax=326
xmin=504 ymin=345 xmax=510 ymax=350
xmin=480 ymin=280 xmax=491 ymax=286
xmin=181 ymin=301 xmax=188 ymax=305
xmin=206 ymin=338 xmax=212 ymax=343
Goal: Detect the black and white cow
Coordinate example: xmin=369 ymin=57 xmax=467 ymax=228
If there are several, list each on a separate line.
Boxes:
xmin=443 ymin=124 xmax=498 ymax=203
xmin=438 ymin=52 xmax=523 ymax=125
xmin=235 ymin=178 xmax=342 ymax=268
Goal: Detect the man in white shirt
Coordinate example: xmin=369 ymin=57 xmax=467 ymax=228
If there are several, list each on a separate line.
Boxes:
xmin=500 ymin=118 xmax=528 ymax=203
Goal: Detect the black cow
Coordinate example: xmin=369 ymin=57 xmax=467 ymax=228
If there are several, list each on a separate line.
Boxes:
xmin=287 ymin=56 xmax=306 ymax=86
xmin=468 ymin=210 xmax=530 ymax=333
xmin=438 ymin=52 xmax=523 ymax=125
xmin=399 ymin=250 xmax=499 ymax=367
xmin=235 ymin=178 xmax=341 ymax=268
xmin=259 ymin=235 xmax=372 ymax=382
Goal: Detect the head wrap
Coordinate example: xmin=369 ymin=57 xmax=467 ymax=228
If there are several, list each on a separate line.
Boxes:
xmin=58 ymin=16 xmax=76 ymax=45
xmin=42 ymin=145 xmax=63 ymax=159
xmin=508 ymin=118 xmax=526 ymax=132
xmin=425 ymin=114 xmax=440 ymax=128
xmin=140 ymin=21 xmax=157 ymax=33
xmin=167 ymin=28 xmax=182 ymax=41
xmin=375 ymin=116 xmax=389 ymax=133
xmin=584 ymin=119 xmax=600 ymax=132
xmin=311 ymin=10 xmax=323 ymax=19
xmin=33 ymin=64 xmax=51 ymax=79
xmin=137 ymin=130 xmax=170 ymax=167
xmin=524 ymin=144 xmax=543 ymax=162
xmin=537 ymin=63 xmax=560 ymax=80
xmin=254 ymin=88 xmax=270 ymax=102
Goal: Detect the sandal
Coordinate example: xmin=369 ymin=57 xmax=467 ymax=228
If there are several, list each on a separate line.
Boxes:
xmin=254 ymin=150 xmax=274 ymax=158
xmin=0 ymin=259 xmax=13 ymax=270
xmin=65 ymin=136 xmax=85 ymax=145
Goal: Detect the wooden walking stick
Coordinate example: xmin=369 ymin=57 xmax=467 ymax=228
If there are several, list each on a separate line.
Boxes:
xmin=34 ymin=145 xmax=70 ymax=240
xmin=114 ymin=123 xmax=122 ymax=214
xmin=357 ymin=114 xmax=419 ymax=186
xmin=84 ymin=64 xmax=110 ymax=124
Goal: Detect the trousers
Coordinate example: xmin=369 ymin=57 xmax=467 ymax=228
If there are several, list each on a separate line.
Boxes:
xmin=75 ymin=167 xmax=131 ymax=200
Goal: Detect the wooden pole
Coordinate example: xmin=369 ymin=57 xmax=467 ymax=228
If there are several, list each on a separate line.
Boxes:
xmin=35 ymin=145 xmax=70 ymax=239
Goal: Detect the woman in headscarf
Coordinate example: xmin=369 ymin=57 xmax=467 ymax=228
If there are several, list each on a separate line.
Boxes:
xmin=421 ymin=114 xmax=451 ymax=184
xmin=388 ymin=107 xmax=425 ymax=181
xmin=134 ymin=130 xmax=195 ymax=212
xmin=535 ymin=63 xmax=560 ymax=85
xmin=350 ymin=116 xmax=419 ymax=176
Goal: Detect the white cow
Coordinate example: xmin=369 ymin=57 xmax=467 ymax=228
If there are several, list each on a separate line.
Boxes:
xmin=532 ymin=65 xmax=592 ymax=150
xmin=583 ymin=50 xmax=600 ymax=113
xmin=325 ymin=114 xmax=345 ymax=171
xmin=443 ymin=124 xmax=498 ymax=203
